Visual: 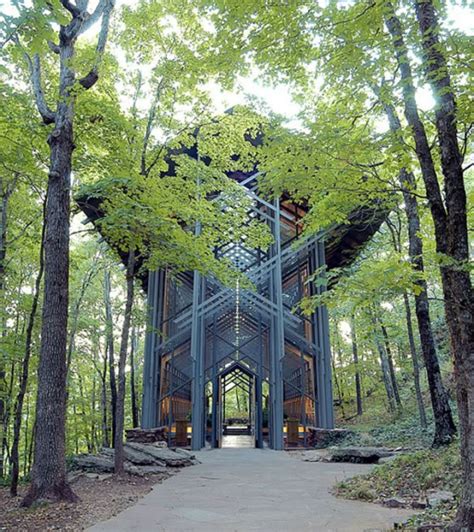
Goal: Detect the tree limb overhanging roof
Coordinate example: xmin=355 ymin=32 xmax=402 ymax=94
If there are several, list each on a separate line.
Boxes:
xmin=76 ymin=120 xmax=387 ymax=291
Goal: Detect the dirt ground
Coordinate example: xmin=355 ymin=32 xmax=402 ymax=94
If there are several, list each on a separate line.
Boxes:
xmin=0 ymin=471 xmax=172 ymax=531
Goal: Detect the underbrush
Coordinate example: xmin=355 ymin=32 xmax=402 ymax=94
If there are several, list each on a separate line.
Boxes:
xmin=337 ymin=397 xmax=458 ymax=449
xmin=335 ymin=443 xmax=461 ymax=529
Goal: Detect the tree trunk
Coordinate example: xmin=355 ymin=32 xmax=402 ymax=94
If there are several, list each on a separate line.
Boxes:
xmin=370 ymin=311 xmax=396 ymax=412
xmin=130 ymin=327 xmax=139 ymax=428
xmin=114 ymin=250 xmax=135 ymax=474
xmin=403 ymin=292 xmax=427 ymax=429
xmin=91 ymin=369 xmax=98 ymax=452
xmin=10 ymin=208 xmax=45 ymax=496
xmin=0 ymin=180 xmax=8 ymax=479
xmin=78 ymin=373 xmax=92 ymax=453
xmin=21 ymin=37 xmax=78 ymax=507
xmin=101 ymin=351 xmax=109 ymax=447
xmin=332 ymin=325 xmax=346 ymax=418
xmin=384 ymin=3 xmax=447 ymax=247
xmin=380 ymin=323 xmax=401 ymax=407
xmin=23 ymin=395 xmax=30 ymax=479
xmin=331 ymin=354 xmax=345 ymax=419
xmin=350 ymin=316 xmax=363 ymax=416
xmin=0 ymin=177 xmax=7 ymax=295
xmin=66 ymin=263 xmax=97 ymax=377
xmin=414 ymin=2 xmax=474 ymax=526
xmin=104 ymin=269 xmax=118 ymax=446
xmin=27 ymin=419 xmax=35 ymax=477
xmin=20 ymin=0 xmax=114 ymax=505
xmin=379 ymin=94 xmax=456 ymax=444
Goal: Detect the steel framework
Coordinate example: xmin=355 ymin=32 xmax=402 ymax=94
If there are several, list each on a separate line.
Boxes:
xmin=141 ymin=174 xmax=334 ymax=450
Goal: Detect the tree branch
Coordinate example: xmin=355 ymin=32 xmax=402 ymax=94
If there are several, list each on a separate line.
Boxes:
xmin=60 ymin=0 xmax=81 ymax=17
xmin=141 ymin=77 xmax=166 ymax=175
xmin=78 ymin=0 xmax=115 ymax=90
xmin=47 ymin=40 xmax=60 ymax=54
xmin=24 ymin=53 xmax=56 ymax=125
xmin=78 ymin=0 xmax=110 ymax=36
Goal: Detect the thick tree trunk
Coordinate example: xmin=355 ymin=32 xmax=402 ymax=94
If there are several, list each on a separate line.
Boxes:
xmin=114 ymin=250 xmax=135 ymax=474
xmin=10 ymin=211 xmax=45 ymax=496
xmin=379 ymin=94 xmax=455 ymax=444
xmin=22 ymin=38 xmax=78 ymax=507
xmin=104 ymin=269 xmax=118 ymax=445
xmin=403 ymin=292 xmax=427 ymax=429
xmin=350 ymin=317 xmax=363 ymax=416
xmin=414 ymin=2 xmax=474 ymax=526
xmin=21 ymin=0 xmax=113 ymax=505
xmin=130 ymin=327 xmax=139 ymax=428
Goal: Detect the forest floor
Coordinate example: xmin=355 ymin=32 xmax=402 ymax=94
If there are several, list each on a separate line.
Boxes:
xmin=0 ymin=471 xmax=172 ymax=531
xmin=334 ymin=444 xmax=460 ymax=529
xmin=334 ymin=405 xmax=461 ymax=530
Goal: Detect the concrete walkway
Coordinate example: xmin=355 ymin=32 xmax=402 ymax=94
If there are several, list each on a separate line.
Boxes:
xmin=89 ymin=448 xmax=415 ymax=532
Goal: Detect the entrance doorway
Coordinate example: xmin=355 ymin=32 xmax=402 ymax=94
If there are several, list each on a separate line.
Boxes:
xmin=219 ymin=365 xmax=255 ymax=448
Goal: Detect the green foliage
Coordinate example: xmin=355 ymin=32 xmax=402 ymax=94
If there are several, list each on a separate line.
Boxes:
xmin=0 ymin=0 xmax=469 ymax=504
xmin=335 ymin=443 xmax=461 ymax=528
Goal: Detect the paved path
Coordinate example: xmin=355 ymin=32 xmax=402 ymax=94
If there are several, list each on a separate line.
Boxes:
xmin=89 ymin=448 xmax=415 ymax=532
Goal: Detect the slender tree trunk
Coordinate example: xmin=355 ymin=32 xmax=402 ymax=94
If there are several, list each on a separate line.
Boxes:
xmin=27 ymin=419 xmax=35 ymax=477
xmin=350 ymin=316 xmax=363 ymax=416
xmin=10 ymin=212 xmax=45 ymax=496
xmin=78 ymin=373 xmax=92 ymax=453
xmin=66 ymin=263 xmax=97 ymax=377
xmin=380 ymin=323 xmax=401 ymax=407
xmin=73 ymin=402 xmax=79 ymax=455
xmin=130 ymin=327 xmax=139 ymax=428
xmin=414 ymin=2 xmax=474 ymax=526
xmin=104 ymin=269 xmax=118 ymax=446
xmin=114 ymin=250 xmax=135 ymax=474
xmin=0 ymin=181 xmax=8 ymax=479
xmin=379 ymin=93 xmax=455 ymax=444
xmin=91 ymin=370 xmax=97 ymax=452
xmin=331 ymin=355 xmax=345 ymax=419
xmin=403 ymin=292 xmax=427 ymax=428
xmin=2 ymin=360 xmax=16 ymax=479
xmin=371 ymin=312 xmax=396 ymax=412
xmin=2 ymin=284 xmax=24 ymax=477
xmin=101 ymin=351 xmax=109 ymax=447
xmin=23 ymin=395 xmax=29 ymax=479
xmin=332 ymin=326 xmax=346 ymax=418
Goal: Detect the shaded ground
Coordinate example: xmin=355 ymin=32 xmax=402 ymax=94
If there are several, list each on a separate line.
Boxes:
xmin=334 ymin=444 xmax=461 ymax=529
xmin=89 ymin=448 xmax=415 ymax=532
xmin=0 ymin=471 xmax=171 ymax=531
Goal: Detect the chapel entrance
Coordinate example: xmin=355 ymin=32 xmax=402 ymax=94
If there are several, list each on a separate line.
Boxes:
xmin=219 ymin=364 xmax=255 ymax=448
xmin=141 ymin=173 xmax=336 ymax=451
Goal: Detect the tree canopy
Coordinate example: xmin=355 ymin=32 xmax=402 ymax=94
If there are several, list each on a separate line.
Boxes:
xmin=0 ymin=0 xmax=472 ymax=527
